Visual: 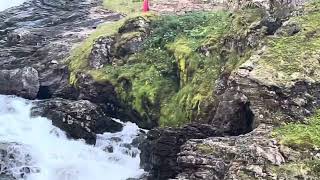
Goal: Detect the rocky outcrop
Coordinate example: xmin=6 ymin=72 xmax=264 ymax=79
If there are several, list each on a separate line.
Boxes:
xmin=0 ymin=67 xmax=39 ymax=99
xmin=88 ymin=16 xmax=151 ymax=69
xmin=140 ymin=124 xmax=228 ymax=179
xmin=0 ymin=0 xmax=121 ymax=99
xmin=211 ymin=48 xmax=320 ymax=129
xmin=31 ymin=98 xmax=123 ymax=144
xmin=174 ymin=124 xmax=284 ymax=180
xmin=139 ymin=1 xmax=320 ymax=179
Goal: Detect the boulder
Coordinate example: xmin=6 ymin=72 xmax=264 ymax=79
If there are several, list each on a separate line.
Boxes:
xmin=139 ymin=123 xmax=224 ymax=179
xmin=88 ymin=16 xmax=151 ymax=69
xmin=31 ymin=98 xmax=123 ymax=144
xmin=75 ymin=72 xmax=145 ymax=128
xmin=0 ymin=67 xmax=39 ymax=99
xmin=173 ymin=124 xmax=283 ymax=179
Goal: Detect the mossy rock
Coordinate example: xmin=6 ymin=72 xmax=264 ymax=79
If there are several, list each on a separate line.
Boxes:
xmin=67 ymin=7 xmax=275 ymax=128
xmin=246 ymin=0 xmax=320 ymax=87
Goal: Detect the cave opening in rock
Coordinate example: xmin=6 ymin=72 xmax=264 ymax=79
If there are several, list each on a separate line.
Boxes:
xmin=242 ymin=102 xmax=255 ymax=133
xmin=232 ymin=101 xmax=255 ymax=135
xmin=36 ymin=86 xmax=52 ymax=99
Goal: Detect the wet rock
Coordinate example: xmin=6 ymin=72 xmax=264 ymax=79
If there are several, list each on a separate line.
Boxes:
xmin=0 ymin=67 xmax=39 ymax=99
xmin=0 ymin=0 xmax=121 ymax=99
xmin=31 ymin=98 xmax=123 ymax=144
xmin=103 ymin=145 xmax=114 ymax=153
xmin=139 ymin=123 xmax=224 ymax=179
xmin=0 ymin=174 xmax=15 ymax=180
xmin=212 ymin=91 xmax=254 ymax=135
xmin=75 ymin=72 xmax=148 ymax=128
xmin=76 ymin=72 xmax=118 ymax=104
xmin=0 ymin=143 xmax=39 ymax=179
xmin=132 ymin=134 xmax=147 ymax=148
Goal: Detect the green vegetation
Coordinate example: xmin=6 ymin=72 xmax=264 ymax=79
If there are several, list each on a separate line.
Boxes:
xmin=103 ymin=0 xmax=143 ymax=15
xmin=68 ymin=7 xmax=265 ymax=127
xmin=273 ymin=110 xmax=320 ymax=150
xmin=68 ymin=19 xmax=128 ymax=85
xmin=197 ymin=143 xmax=215 ymax=154
xmin=270 ymin=160 xmax=320 ymax=178
xmin=252 ymin=0 xmax=320 ymax=86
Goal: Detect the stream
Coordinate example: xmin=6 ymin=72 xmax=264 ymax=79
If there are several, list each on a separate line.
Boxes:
xmin=0 ymin=95 xmax=145 ymax=180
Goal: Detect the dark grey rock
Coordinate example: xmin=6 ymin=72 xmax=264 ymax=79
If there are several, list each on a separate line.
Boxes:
xmin=31 ymin=98 xmax=123 ymax=144
xmin=139 ymin=124 xmax=224 ymax=180
xmin=0 ymin=67 xmax=39 ymax=99
xmin=0 ymin=0 xmax=121 ymax=99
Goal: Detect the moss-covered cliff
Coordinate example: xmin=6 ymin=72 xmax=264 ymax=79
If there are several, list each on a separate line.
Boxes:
xmin=68 ymin=0 xmax=320 ymax=130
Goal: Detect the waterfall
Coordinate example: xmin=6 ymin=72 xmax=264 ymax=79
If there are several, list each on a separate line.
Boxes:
xmin=0 ymin=95 xmax=145 ymax=180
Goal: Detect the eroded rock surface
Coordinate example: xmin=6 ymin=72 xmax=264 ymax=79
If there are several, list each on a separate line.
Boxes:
xmin=0 ymin=67 xmax=39 ymax=99
xmin=140 ymin=124 xmax=227 ymax=179
xmin=31 ymin=98 xmax=123 ymax=144
xmin=0 ymin=0 xmax=121 ymax=99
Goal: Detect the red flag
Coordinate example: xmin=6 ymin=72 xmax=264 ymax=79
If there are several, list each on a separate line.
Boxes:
xmin=143 ymin=0 xmax=149 ymax=12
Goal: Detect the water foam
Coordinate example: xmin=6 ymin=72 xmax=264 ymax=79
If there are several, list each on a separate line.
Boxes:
xmin=0 ymin=95 xmax=144 ymax=180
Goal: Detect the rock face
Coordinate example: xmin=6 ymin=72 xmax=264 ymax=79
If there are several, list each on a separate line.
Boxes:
xmin=140 ymin=124 xmax=227 ymax=179
xmin=0 ymin=0 xmax=121 ymax=99
xmin=139 ymin=1 xmax=320 ymax=179
xmin=0 ymin=67 xmax=39 ymax=99
xmin=174 ymin=124 xmax=285 ymax=180
xmin=31 ymin=98 xmax=123 ymax=144
xmin=88 ymin=16 xmax=150 ymax=69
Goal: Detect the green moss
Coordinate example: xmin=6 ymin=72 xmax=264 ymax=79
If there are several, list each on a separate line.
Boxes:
xmin=252 ymin=2 xmax=320 ymax=86
xmin=103 ymin=0 xmax=143 ymax=15
xmin=196 ymin=144 xmax=214 ymax=154
xmin=89 ymin=47 xmax=177 ymax=125
xmin=68 ymin=14 xmax=153 ymax=85
xmin=68 ymin=9 xmax=265 ymax=127
xmin=271 ymin=160 xmax=320 ymax=178
xmin=68 ymin=19 xmax=128 ymax=85
xmin=273 ymin=110 xmax=320 ymax=150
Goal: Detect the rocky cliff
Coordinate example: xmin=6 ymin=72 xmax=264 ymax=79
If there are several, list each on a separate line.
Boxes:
xmin=139 ymin=0 xmax=320 ymax=179
xmin=1 ymin=0 xmax=320 ymax=179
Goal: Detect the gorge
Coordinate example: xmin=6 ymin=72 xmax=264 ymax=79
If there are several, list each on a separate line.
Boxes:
xmin=0 ymin=0 xmax=320 ymax=180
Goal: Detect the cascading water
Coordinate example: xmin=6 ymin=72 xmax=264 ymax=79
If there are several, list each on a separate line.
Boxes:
xmin=0 ymin=95 xmax=145 ymax=180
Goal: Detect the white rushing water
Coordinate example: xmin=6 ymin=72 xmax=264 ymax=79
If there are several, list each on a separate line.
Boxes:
xmin=0 ymin=0 xmax=27 ymax=11
xmin=0 ymin=95 xmax=144 ymax=180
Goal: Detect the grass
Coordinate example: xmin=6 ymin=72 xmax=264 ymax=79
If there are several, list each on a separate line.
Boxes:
xmin=273 ymin=110 xmax=320 ymax=150
xmin=103 ymin=0 xmax=143 ymax=15
xmin=252 ymin=0 xmax=320 ymax=86
xmin=270 ymin=160 xmax=320 ymax=178
xmin=67 ymin=8 xmax=266 ymax=127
